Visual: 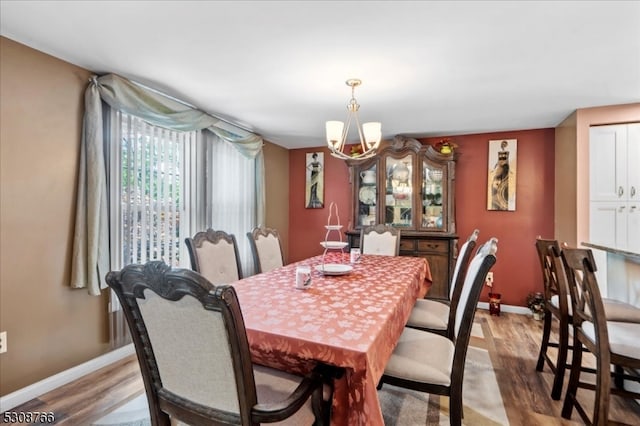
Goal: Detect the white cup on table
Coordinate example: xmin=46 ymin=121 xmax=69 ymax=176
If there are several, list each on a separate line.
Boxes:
xmin=350 ymin=248 xmax=361 ymax=264
xmin=295 ymin=266 xmax=312 ymax=289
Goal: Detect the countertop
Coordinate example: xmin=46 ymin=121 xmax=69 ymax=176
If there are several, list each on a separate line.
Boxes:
xmin=581 ymin=242 xmax=640 ymax=263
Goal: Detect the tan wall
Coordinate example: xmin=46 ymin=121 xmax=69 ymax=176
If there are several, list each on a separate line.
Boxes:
xmin=0 ymin=38 xmax=293 ymax=396
xmin=555 ymin=112 xmax=578 ymax=245
xmin=262 ymin=142 xmax=290 ymax=261
xmin=554 ymin=103 xmax=640 ymax=247
xmin=0 ymin=37 xmax=110 ymax=395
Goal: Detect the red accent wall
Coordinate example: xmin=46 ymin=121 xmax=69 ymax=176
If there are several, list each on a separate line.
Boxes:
xmin=289 ymin=148 xmax=352 ymax=262
xmin=289 ymin=128 xmax=555 ymax=307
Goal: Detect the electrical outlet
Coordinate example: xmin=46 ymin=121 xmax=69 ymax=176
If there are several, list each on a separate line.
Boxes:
xmin=0 ymin=331 xmax=7 ymax=354
xmin=485 ymin=272 xmax=494 ymax=287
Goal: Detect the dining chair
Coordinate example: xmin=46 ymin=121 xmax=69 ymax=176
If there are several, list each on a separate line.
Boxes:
xmin=359 ymin=224 xmax=401 ymax=256
xmin=185 ymin=229 xmax=243 ymax=285
xmin=534 ymin=237 xmax=640 ymax=400
xmin=106 ymin=260 xmax=334 ymax=426
xmin=378 ymin=237 xmax=498 ymax=426
xmin=559 ymin=248 xmax=640 ymax=426
xmin=246 ymin=226 xmax=285 ymax=274
xmin=405 ymin=229 xmax=480 ymax=339
xmin=534 ymin=237 xmax=572 ymax=400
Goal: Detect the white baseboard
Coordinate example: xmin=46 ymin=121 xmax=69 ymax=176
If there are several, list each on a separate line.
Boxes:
xmin=478 ymin=302 xmax=531 ymax=315
xmin=0 ymin=344 xmax=135 ymax=412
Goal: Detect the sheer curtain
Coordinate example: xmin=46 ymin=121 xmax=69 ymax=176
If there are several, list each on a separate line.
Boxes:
xmin=204 ymin=131 xmax=260 ymax=277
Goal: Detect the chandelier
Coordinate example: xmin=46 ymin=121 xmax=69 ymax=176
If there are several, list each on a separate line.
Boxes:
xmin=326 ymin=79 xmax=381 ymax=160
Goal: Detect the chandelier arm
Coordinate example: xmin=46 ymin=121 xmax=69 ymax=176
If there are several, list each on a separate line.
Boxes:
xmin=351 ymin=110 xmax=369 ymax=153
xmin=340 ymin=112 xmax=353 ymax=153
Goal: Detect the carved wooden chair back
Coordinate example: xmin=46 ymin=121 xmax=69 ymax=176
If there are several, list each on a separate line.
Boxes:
xmin=359 ymin=224 xmax=401 ymax=256
xmin=185 ymin=229 xmax=242 ymax=284
xmin=246 ymin=227 xmax=285 ymax=274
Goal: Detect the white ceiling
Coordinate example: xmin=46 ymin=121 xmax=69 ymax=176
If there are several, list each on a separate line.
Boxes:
xmin=2 ymin=1 xmax=639 ymax=149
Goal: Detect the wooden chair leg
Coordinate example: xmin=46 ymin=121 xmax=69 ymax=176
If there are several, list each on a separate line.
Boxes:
xmin=551 ymin=316 xmax=570 ymax=400
xmin=312 ymin=387 xmax=326 ymax=426
xmin=593 ymin=351 xmax=611 ymax=426
xmin=561 ymin=340 xmax=583 ymax=419
xmin=613 ymin=364 xmax=625 ymax=389
xmin=536 ymin=308 xmax=553 ymax=371
xmin=449 ymin=388 xmax=463 ymax=426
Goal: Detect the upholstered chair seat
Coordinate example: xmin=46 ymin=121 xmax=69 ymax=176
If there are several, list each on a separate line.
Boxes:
xmin=581 ymin=321 xmax=640 ymax=360
xmin=599 ymin=298 xmax=640 ymax=323
xmin=383 ymin=327 xmax=455 ymax=386
xmin=252 ymin=365 xmax=318 ymax=424
xmin=170 ymin=364 xmax=318 ymax=426
xmin=406 ymin=229 xmax=479 ymax=338
xmin=550 ymin=294 xmax=640 ymax=322
xmin=406 ymin=301 xmax=450 ymax=331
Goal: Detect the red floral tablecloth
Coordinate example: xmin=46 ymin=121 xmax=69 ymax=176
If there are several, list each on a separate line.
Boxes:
xmin=232 ymin=252 xmax=430 ymax=425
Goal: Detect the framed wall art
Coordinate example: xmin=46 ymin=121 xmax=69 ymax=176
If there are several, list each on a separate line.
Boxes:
xmin=487 ymin=139 xmax=517 ymax=211
xmin=305 ymin=152 xmax=324 ymax=208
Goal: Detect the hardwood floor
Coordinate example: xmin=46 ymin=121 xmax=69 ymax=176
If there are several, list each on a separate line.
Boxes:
xmin=4 ymin=356 xmax=144 ymax=425
xmin=4 ymin=310 xmax=640 ymax=425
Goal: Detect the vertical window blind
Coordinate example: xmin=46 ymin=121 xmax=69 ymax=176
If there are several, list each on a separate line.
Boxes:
xmin=110 ymin=111 xmax=196 ymax=268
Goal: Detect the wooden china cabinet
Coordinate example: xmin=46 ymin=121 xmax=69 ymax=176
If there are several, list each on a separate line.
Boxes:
xmin=345 ymin=135 xmax=458 ymax=300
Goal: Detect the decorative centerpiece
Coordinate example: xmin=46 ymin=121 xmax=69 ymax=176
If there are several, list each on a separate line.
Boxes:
xmin=317 ymin=202 xmax=352 ymax=275
xmin=435 ymin=138 xmax=458 ymax=155
xmin=527 ymin=292 xmax=545 ymax=320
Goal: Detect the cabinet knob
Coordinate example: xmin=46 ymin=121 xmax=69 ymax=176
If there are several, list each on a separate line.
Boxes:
xmin=631 ymin=205 xmax=637 ymax=212
xmin=631 ymin=186 xmax=637 ymax=198
xmin=619 ymin=205 xmax=626 ymax=212
xmin=618 ymin=186 xmax=624 ymax=197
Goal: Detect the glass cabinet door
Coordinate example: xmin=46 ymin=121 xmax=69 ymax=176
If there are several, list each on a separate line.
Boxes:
xmin=384 ymin=154 xmax=413 ymax=227
xmin=421 ymin=160 xmax=445 ymax=229
xmin=356 ymin=164 xmax=378 ymax=227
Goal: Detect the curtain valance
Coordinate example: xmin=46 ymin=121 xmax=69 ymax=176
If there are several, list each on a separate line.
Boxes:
xmin=90 ymin=74 xmax=263 ymax=158
xmin=70 ymin=74 xmax=264 ymax=295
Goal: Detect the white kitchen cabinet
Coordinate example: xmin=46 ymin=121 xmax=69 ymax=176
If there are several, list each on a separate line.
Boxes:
xmin=589 ymin=123 xmax=640 ymax=253
xmin=590 ymin=201 xmax=625 ymax=247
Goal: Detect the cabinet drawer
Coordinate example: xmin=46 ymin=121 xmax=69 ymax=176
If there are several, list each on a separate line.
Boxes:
xmin=399 ymin=239 xmax=416 ymax=251
xmin=417 ymin=240 xmax=449 ymax=253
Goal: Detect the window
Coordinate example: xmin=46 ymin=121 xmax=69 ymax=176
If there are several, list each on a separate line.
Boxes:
xmin=109 ymin=111 xmax=197 ymax=269
xmin=108 ymin=110 xmax=258 ymax=274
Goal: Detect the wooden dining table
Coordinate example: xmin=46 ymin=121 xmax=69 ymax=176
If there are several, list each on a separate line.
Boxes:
xmin=231 ymin=251 xmax=431 ymax=425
